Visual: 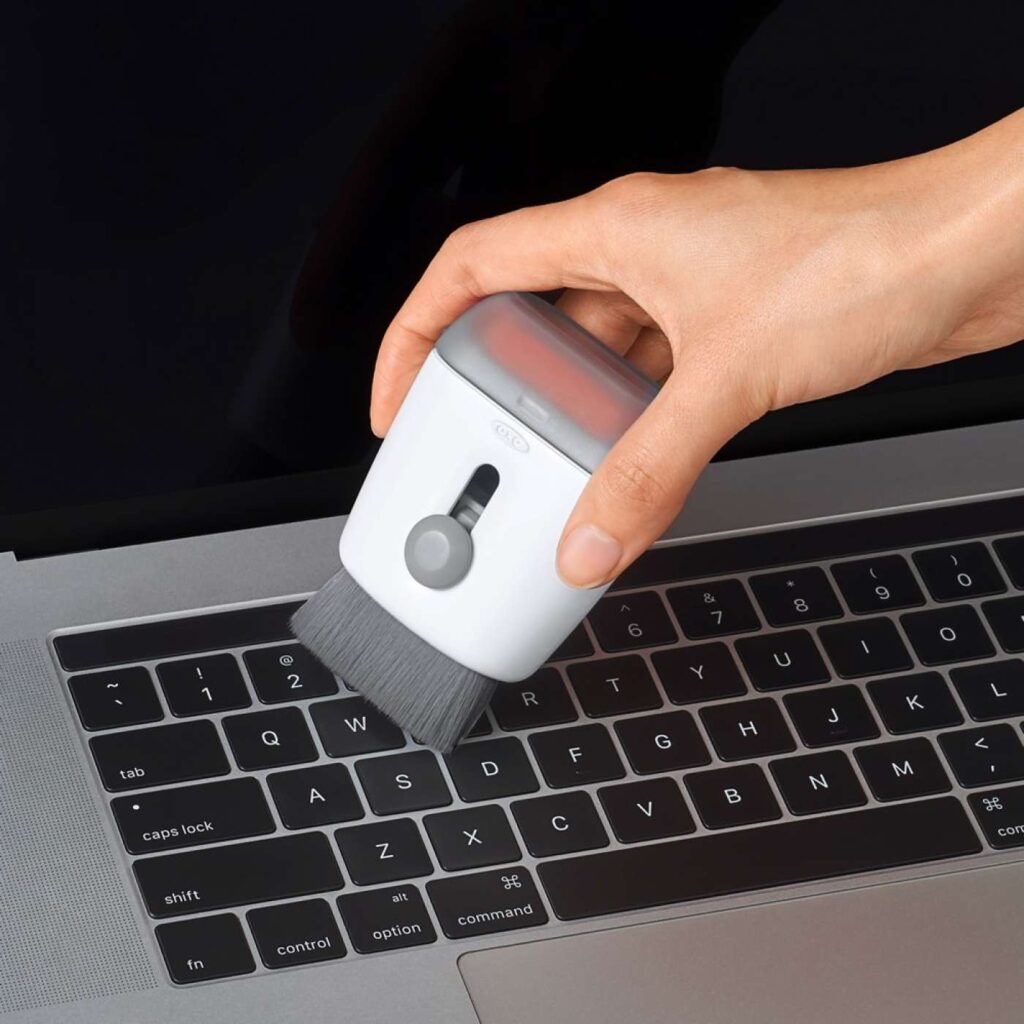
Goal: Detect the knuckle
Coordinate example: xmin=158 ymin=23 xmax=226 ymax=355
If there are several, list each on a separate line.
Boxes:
xmin=600 ymin=448 xmax=671 ymax=511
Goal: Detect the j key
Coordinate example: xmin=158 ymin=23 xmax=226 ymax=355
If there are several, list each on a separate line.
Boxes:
xmin=489 ymin=668 xmax=578 ymax=731
xmin=598 ymin=778 xmax=696 ymax=843
xmin=982 ymin=596 xmax=1024 ymax=652
xmin=155 ymin=914 xmax=255 ymax=984
xmin=854 ymin=738 xmax=951 ymax=801
xmin=913 ymin=542 xmax=1006 ymax=601
xmin=830 ymin=555 xmax=925 ymax=614
xmin=735 ymin=629 xmax=830 ymax=691
xmin=356 ymin=750 xmax=452 ymax=815
xmin=247 ymin=899 xmax=345 ymax=968
xmin=900 ymin=606 xmax=996 ymax=665
xmin=222 ymin=707 xmax=317 ymax=770
xmin=613 ymin=710 xmax=710 ymax=774
xmin=699 ymin=698 xmax=796 ymax=761
xmin=444 ymin=738 xmax=539 ymax=802
xmin=994 ymin=535 xmax=1024 ymax=589
xmin=529 ymin=724 xmax=625 ymax=789
xmin=867 ymin=672 xmax=963 ymax=734
xmin=69 ymin=666 xmax=163 ymax=731
xmin=667 ymin=579 xmax=760 ymax=639
xmin=817 ymin=618 xmax=912 ymax=678
xmin=588 ymin=592 xmax=677 ymax=652
xmin=267 ymin=764 xmax=364 ymax=829
xmin=335 ymin=818 xmax=433 ymax=885
xmin=156 ymin=654 xmax=250 ymax=717
xmin=783 ymin=685 xmax=880 ymax=747
xmin=511 ymin=791 xmax=609 ymax=857
xmin=424 ymin=805 xmax=521 ymax=871
xmin=938 ymin=725 xmax=1024 ymax=788
xmin=337 ymin=884 xmax=437 ymax=953
xmin=950 ymin=660 xmax=1024 ymax=721
xmin=651 ymin=642 xmax=747 ymax=705
xmin=111 ymin=777 xmax=274 ymax=854
xmin=567 ymin=655 xmax=662 ymax=717
xmin=90 ymin=720 xmax=228 ymax=792
xmin=684 ymin=764 xmax=781 ymax=829
xmin=769 ymin=750 xmax=867 ymax=815
xmin=310 ymin=697 xmax=405 ymax=757
xmin=243 ymin=644 xmax=338 ymax=703
xmin=135 ymin=832 xmax=342 ymax=917
xmin=548 ymin=623 xmax=594 ymax=662
xmin=749 ymin=567 xmax=843 ymax=627
xmin=968 ymin=785 xmax=1024 ymax=848
xmin=537 ymin=798 xmax=980 ymax=921
xmin=427 ymin=867 xmax=548 ymax=939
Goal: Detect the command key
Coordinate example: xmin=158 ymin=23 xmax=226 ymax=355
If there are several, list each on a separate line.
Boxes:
xmin=969 ymin=785 xmax=1024 ymax=848
xmin=427 ymin=867 xmax=547 ymax=939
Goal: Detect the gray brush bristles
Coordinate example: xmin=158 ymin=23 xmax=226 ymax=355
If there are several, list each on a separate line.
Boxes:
xmin=290 ymin=567 xmax=497 ymax=752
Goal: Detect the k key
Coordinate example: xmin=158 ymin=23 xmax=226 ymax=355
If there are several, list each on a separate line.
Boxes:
xmin=938 ymin=725 xmax=1024 ymax=788
xmin=588 ymin=592 xmax=677 ymax=651
xmin=867 ymin=672 xmax=963 ymax=734
xmin=157 ymin=654 xmax=250 ymax=717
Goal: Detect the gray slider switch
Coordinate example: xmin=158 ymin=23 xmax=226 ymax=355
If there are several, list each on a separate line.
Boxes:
xmin=405 ymin=514 xmax=474 ymax=589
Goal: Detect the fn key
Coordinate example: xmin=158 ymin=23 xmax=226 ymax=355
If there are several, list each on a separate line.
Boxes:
xmin=156 ymin=914 xmax=255 ymax=984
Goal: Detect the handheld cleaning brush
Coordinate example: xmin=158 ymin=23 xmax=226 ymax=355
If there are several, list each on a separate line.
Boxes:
xmin=291 ymin=291 xmax=657 ymax=750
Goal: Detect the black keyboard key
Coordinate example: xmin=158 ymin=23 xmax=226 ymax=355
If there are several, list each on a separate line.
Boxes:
xmin=511 ymin=791 xmax=609 ymax=857
xmin=749 ymin=567 xmax=843 ymax=627
xmin=613 ymin=710 xmax=710 ymax=774
xmin=684 ymin=764 xmax=781 ymax=829
xmin=222 ymin=707 xmax=317 ymax=770
xmin=337 ymin=885 xmax=437 ymax=953
xmin=854 ymin=738 xmax=951 ymax=801
xmin=913 ymin=542 xmax=1006 ymax=601
xmin=356 ymin=751 xmax=451 ymax=815
xmin=598 ymin=778 xmax=696 ymax=843
xmin=90 ymin=720 xmax=228 ymax=792
xmin=444 ymin=738 xmax=539 ymax=802
xmin=267 ymin=764 xmax=364 ymax=829
xmin=548 ymin=623 xmax=594 ymax=662
xmin=901 ymin=606 xmax=996 ymax=665
xmin=335 ymin=818 xmax=433 ymax=885
xmin=111 ymin=778 xmax=274 ymax=854
xmin=69 ymin=666 xmax=163 ymax=731
xmin=982 ymin=596 xmax=1024 ymax=653
xmin=537 ymin=798 xmax=981 ymax=921
xmin=424 ymin=805 xmax=521 ymax=871
xmin=817 ymin=618 xmax=913 ymax=678
xmin=465 ymin=713 xmax=493 ymax=738
xmin=156 ymin=914 xmax=255 ymax=984
xmin=588 ymin=592 xmax=677 ymax=651
xmin=156 ymin=654 xmax=251 ymax=717
xmin=567 ymin=655 xmax=662 ymax=717
xmin=651 ymin=642 xmax=747 ymax=704
xmin=666 ymin=579 xmax=760 ymax=639
xmin=489 ymin=668 xmax=578 ymax=731
xmin=529 ymin=724 xmax=625 ymax=788
xmin=830 ymin=555 xmax=925 ymax=614
xmin=310 ymin=697 xmax=405 ymax=757
xmin=867 ymin=672 xmax=963 ymax=734
xmin=950 ymin=660 xmax=1024 ymax=721
xmin=699 ymin=698 xmax=795 ymax=761
xmin=243 ymin=644 xmax=339 ymax=703
xmin=994 ymin=535 xmax=1024 ymax=589
xmin=247 ymin=899 xmax=345 ymax=968
xmin=784 ymin=685 xmax=880 ymax=747
xmin=769 ymin=751 xmax=867 ymax=815
xmin=427 ymin=867 xmax=548 ymax=939
xmin=968 ymin=786 xmax=1024 ymax=848
xmin=735 ymin=630 xmax=830 ymax=691
xmin=938 ymin=725 xmax=1024 ymax=787
xmin=135 ymin=832 xmax=342 ymax=917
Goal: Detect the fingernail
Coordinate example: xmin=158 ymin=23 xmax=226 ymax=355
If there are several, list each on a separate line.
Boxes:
xmin=557 ymin=523 xmax=623 ymax=588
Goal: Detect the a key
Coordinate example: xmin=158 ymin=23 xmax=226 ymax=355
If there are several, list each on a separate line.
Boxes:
xmin=267 ymin=764 xmax=364 ymax=829
xmin=243 ymin=644 xmax=339 ymax=703
xmin=90 ymin=720 xmax=228 ymax=792
xmin=699 ymin=698 xmax=796 ymax=761
xmin=334 ymin=818 xmax=433 ymax=885
xmin=613 ymin=709 xmax=711 ymax=774
xmin=684 ymin=764 xmax=782 ymax=829
xmin=156 ymin=654 xmax=250 ymax=717
xmin=548 ymin=623 xmax=594 ymax=662
xmin=310 ymin=697 xmax=405 ymax=757
xmin=155 ymin=914 xmax=255 ymax=984
xmin=938 ymin=725 xmax=1024 ymax=787
xmin=222 ymin=707 xmax=318 ymax=770
xmin=900 ymin=606 xmax=996 ymax=665
xmin=913 ymin=542 xmax=1006 ymax=601
xmin=982 ymin=596 xmax=1024 ymax=653
xmin=489 ymin=668 xmax=578 ymax=731
xmin=356 ymin=750 xmax=452 ymax=815
xmin=968 ymin=785 xmax=1024 ymax=848
xmin=994 ymin=535 xmax=1024 ymax=590
xmin=817 ymin=618 xmax=913 ymax=678
xmin=666 ymin=579 xmax=760 ymax=639
xmin=854 ymin=738 xmax=951 ymax=801
xmin=651 ymin=642 xmax=747 ymax=704
xmin=246 ymin=899 xmax=345 ymax=968
xmin=830 ymin=555 xmax=925 ymax=614
xmin=735 ymin=629 xmax=830 ymax=691
xmin=426 ymin=867 xmax=548 ymax=939
xmin=511 ymin=791 xmax=609 ymax=857
xmin=567 ymin=655 xmax=662 ymax=717
xmin=749 ymin=567 xmax=843 ymax=627
xmin=337 ymin=885 xmax=437 ymax=953
xmin=867 ymin=672 xmax=963 ymax=734
xmin=69 ymin=666 xmax=164 ymax=731
xmin=529 ymin=724 xmax=625 ymax=789
xmin=424 ymin=805 xmax=521 ymax=871
xmin=597 ymin=778 xmax=696 ymax=843
xmin=111 ymin=777 xmax=274 ymax=854
xmin=588 ymin=592 xmax=677 ymax=652
xmin=444 ymin=737 xmax=539 ymax=802
xmin=950 ymin=660 xmax=1024 ymax=721
xmin=783 ymin=685 xmax=880 ymax=747
xmin=769 ymin=750 xmax=867 ymax=815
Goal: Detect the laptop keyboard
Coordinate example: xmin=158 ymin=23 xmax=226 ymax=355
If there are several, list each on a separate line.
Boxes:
xmin=52 ymin=493 xmax=1024 ymax=985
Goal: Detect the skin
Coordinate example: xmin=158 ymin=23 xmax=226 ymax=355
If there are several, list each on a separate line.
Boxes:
xmin=371 ymin=108 xmax=1024 ymax=588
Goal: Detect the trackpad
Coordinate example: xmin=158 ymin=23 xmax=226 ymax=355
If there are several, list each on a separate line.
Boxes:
xmin=460 ymin=862 xmax=1024 ymax=1024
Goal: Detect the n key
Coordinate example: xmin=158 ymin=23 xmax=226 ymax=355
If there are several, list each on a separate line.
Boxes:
xmin=769 ymin=751 xmax=867 ymax=816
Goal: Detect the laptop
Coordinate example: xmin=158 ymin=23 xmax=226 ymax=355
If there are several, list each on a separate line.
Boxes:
xmin=3 ymin=4 xmax=1024 ymax=1023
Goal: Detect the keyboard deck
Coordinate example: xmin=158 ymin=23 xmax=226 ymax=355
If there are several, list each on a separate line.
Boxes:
xmin=52 ymin=494 xmax=1024 ymax=984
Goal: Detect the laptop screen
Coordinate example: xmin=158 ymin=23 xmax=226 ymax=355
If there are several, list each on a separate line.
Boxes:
xmin=3 ymin=1 xmax=1023 ymax=557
